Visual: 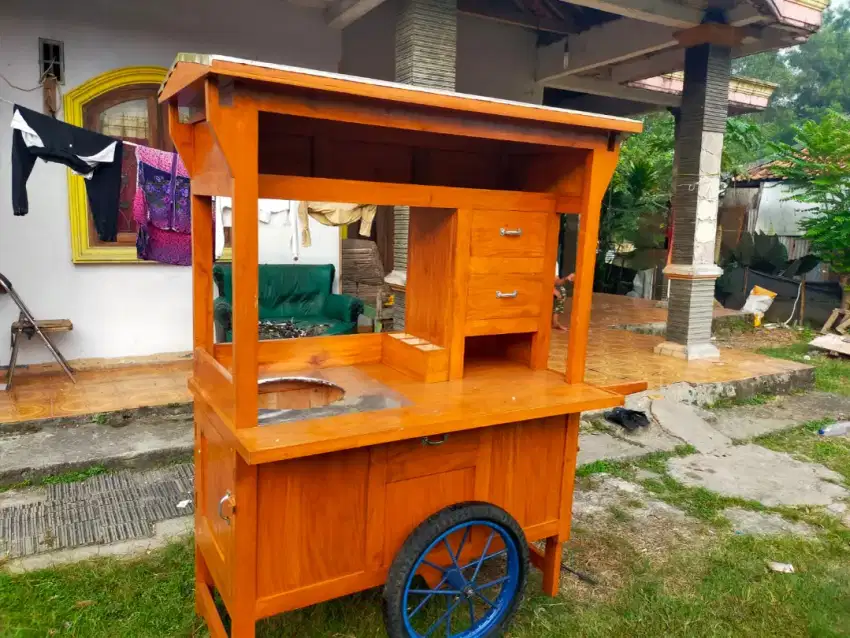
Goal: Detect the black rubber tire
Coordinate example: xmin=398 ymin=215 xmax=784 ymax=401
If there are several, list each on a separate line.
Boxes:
xmin=382 ymin=501 xmax=529 ymax=638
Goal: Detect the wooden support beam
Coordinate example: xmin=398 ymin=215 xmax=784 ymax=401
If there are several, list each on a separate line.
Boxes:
xmin=326 ymin=0 xmax=389 ymax=29
xmin=206 ymin=79 xmax=259 ymax=430
xmin=566 ymin=149 xmax=619 ymax=384
xmin=458 ymin=0 xmax=576 ymax=34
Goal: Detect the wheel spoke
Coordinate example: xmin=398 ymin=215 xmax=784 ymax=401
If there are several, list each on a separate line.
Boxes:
xmin=461 ymin=549 xmax=507 ymax=571
xmin=475 ymin=575 xmax=510 ymax=591
xmin=456 ymin=527 xmax=470 ymax=562
xmin=408 ymin=589 xmax=461 ymax=595
xmin=408 ymin=573 xmax=451 ymax=619
xmin=423 ymin=560 xmax=447 ymax=573
xmin=469 ymin=531 xmax=496 ymax=584
xmin=467 ymin=598 xmax=476 ymax=627
xmin=475 ymin=592 xmax=496 ymax=609
xmin=422 ymin=598 xmax=463 ymax=638
xmin=444 ymin=538 xmax=462 ymax=572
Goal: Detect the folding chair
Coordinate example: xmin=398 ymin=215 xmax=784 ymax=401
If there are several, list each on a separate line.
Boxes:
xmin=0 ymin=273 xmax=75 ymax=391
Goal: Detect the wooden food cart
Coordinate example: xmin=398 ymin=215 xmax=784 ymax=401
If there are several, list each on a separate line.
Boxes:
xmin=159 ymin=54 xmax=643 ymax=638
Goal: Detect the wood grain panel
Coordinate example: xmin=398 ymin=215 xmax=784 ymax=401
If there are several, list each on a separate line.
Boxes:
xmin=449 ymin=209 xmax=473 ymax=379
xmin=530 ymin=211 xmax=561 ymax=369
xmin=489 ymin=417 xmax=567 ymax=528
xmin=470 ymin=210 xmax=547 ymax=258
xmin=415 ymin=148 xmax=499 ymax=189
xmin=315 ymin=137 xmax=413 ymax=184
xmin=385 ymin=429 xmax=480 ymax=483
xmin=214 ymin=333 xmax=383 ymax=371
xmin=256 ymin=448 xmax=370 ymax=597
xmin=405 ymin=208 xmax=456 ymax=347
xmin=193 ymin=347 xmax=234 ymax=427
xmin=382 ymin=334 xmax=449 ymax=383
xmin=257 ymin=175 xmax=558 ymax=213
xmin=469 ymin=256 xmax=544 ymax=275
xmin=197 ymin=403 xmax=236 ymax=601
xmin=466 ymin=273 xmax=544 ymax=321
xmin=464 ymin=317 xmax=540 ymax=337
xmin=383 ymin=467 xmax=476 ymax=566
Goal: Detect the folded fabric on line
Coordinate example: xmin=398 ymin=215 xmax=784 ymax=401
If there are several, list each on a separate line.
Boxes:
xmin=298 ymin=201 xmax=377 ymax=247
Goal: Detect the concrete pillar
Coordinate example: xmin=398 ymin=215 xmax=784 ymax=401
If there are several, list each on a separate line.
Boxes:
xmin=654 ymin=42 xmax=730 ymax=360
xmin=385 ymin=0 xmax=456 ymax=329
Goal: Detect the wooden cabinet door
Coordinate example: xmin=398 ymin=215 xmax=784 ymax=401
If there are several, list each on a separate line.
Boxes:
xmin=196 ymin=404 xmax=236 ymax=600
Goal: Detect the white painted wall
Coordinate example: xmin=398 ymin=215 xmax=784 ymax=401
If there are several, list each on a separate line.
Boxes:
xmin=0 ymin=0 xmax=342 ymax=365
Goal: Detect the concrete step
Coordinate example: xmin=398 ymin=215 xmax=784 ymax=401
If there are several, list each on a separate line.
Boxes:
xmin=0 ymin=404 xmax=193 ymax=487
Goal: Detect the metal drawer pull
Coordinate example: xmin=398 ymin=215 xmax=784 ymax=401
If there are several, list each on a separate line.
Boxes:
xmin=218 ymin=491 xmax=234 ymax=525
xmin=496 ymin=290 xmax=518 ymax=299
xmin=422 ymin=434 xmax=449 ymax=446
xmin=500 ymin=228 xmax=522 ymax=237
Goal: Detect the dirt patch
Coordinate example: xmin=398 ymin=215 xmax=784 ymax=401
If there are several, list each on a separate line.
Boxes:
xmin=714 ymin=325 xmax=801 ymax=352
xmin=561 ymin=474 xmax=710 ymax=603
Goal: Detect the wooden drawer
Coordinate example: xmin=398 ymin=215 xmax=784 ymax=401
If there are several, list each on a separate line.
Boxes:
xmin=470 ymin=210 xmax=547 ymax=258
xmin=386 ymin=429 xmax=481 ymax=483
xmin=466 ymin=273 xmax=544 ymax=321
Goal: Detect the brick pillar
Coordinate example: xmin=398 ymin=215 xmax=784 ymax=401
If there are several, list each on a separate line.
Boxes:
xmin=655 ymin=42 xmax=729 ymax=360
xmin=385 ymin=0 xmax=456 ymax=330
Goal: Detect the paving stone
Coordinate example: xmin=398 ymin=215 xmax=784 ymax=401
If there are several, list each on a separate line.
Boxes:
xmin=651 ymin=398 xmax=732 ymax=454
xmin=577 ymin=433 xmax=646 ymax=465
xmin=669 ymin=444 xmax=850 ymax=507
xmin=724 ymin=507 xmax=816 ymax=537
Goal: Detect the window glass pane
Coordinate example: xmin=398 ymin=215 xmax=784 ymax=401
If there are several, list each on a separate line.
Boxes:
xmin=99 ymin=98 xmax=150 ymax=143
xmin=98 ymin=99 xmax=150 ymax=235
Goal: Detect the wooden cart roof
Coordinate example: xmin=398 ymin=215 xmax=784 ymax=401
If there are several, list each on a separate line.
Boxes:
xmin=159 ymin=53 xmax=642 ymax=135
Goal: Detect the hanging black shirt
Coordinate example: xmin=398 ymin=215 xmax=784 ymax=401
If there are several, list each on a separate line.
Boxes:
xmin=11 ymin=104 xmax=123 ymax=242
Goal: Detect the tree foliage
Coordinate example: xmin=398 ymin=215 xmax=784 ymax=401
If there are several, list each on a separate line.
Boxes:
xmin=770 ymin=111 xmax=850 ymax=303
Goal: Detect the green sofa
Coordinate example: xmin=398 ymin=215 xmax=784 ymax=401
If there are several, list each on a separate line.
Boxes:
xmin=212 ymin=264 xmax=363 ymax=342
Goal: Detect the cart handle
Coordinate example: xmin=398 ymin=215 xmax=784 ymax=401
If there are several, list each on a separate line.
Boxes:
xmin=421 ymin=434 xmax=449 ymax=446
xmin=218 ymin=491 xmax=235 ymax=525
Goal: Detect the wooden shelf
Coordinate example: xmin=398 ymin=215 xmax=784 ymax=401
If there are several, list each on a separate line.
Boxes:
xmin=233 ymin=362 xmax=622 ymax=465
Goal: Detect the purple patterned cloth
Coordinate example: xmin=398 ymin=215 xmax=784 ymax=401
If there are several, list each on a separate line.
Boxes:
xmin=132 ymin=145 xmax=192 ymax=266
xmin=138 ymin=161 xmax=191 ymax=233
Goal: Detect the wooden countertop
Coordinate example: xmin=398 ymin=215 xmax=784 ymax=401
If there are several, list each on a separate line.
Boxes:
xmin=232 ymin=360 xmax=622 ymax=465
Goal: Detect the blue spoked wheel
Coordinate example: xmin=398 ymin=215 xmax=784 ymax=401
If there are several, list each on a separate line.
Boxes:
xmin=383 ymin=502 xmax=529 ymax=638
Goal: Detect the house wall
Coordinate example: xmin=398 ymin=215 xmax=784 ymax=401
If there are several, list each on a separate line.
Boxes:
xmin=0 ymin=0 xmax=342 ymax=365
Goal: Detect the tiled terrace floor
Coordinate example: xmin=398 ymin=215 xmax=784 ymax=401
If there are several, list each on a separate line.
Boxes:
xmin=0 ymin=294 xmax=809 ymax=424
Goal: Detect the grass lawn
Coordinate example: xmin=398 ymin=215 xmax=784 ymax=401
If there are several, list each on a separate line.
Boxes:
xmin=4 ymin=437 xmax=850 ymax=638
xmin=2 ymin=529 xmax=849 ymax=637
xmin=759 ymin=330 xmax=850 ymax=396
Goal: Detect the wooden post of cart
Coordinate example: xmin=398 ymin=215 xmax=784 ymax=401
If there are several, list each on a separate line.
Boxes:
xmin=160 ymin=54 xmax=643 ymax=638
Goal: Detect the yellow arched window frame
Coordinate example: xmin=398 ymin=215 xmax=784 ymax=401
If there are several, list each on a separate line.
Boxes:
xmin=65 ymin=66 xmax=168 ymax=263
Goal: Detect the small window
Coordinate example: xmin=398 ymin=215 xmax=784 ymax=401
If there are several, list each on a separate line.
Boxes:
xmin=82 ymin=84 xmax=173 ymax=247
xmin=39 ymin=38 xmax=64 ymax=84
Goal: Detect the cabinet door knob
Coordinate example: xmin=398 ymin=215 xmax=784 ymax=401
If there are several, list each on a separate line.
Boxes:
xmin=218 ymin=491 xmax=235 ymax=525
xmin=496 ymin=290 xmax=518 ymax=299
xmin=500 ymin=228 xmax=522 ymax=237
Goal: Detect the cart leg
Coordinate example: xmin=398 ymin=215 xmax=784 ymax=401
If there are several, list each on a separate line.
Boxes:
xmin=540 ymin=536 xmax=563 ymax=597
xmin=528 ymin=536 xmax=563 ymax=597
xmin=195 ymin=544 xmax=213 ymax=615
xmin=230 ymin=614 xmax=256 ymax=638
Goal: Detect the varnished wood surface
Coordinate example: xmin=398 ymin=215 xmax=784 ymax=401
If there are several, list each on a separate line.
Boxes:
xmin=160 ymin=57 xmax=642 ymax=134
xmin=405 ymin=208 xmax=456 ymax=348
xmin=232 ymin=361 xmax=622 ymax=465
xmin=465 ymin=273 xmax=544 ymax=321
xmin=470 ymin=210 xmax=547 ymax=258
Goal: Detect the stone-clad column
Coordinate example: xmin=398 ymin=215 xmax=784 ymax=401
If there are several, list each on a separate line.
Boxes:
xmin=655 ymin=41 xmax=730 ymax=360
xmin=385 ymin=0 xmax=456 ymax=330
